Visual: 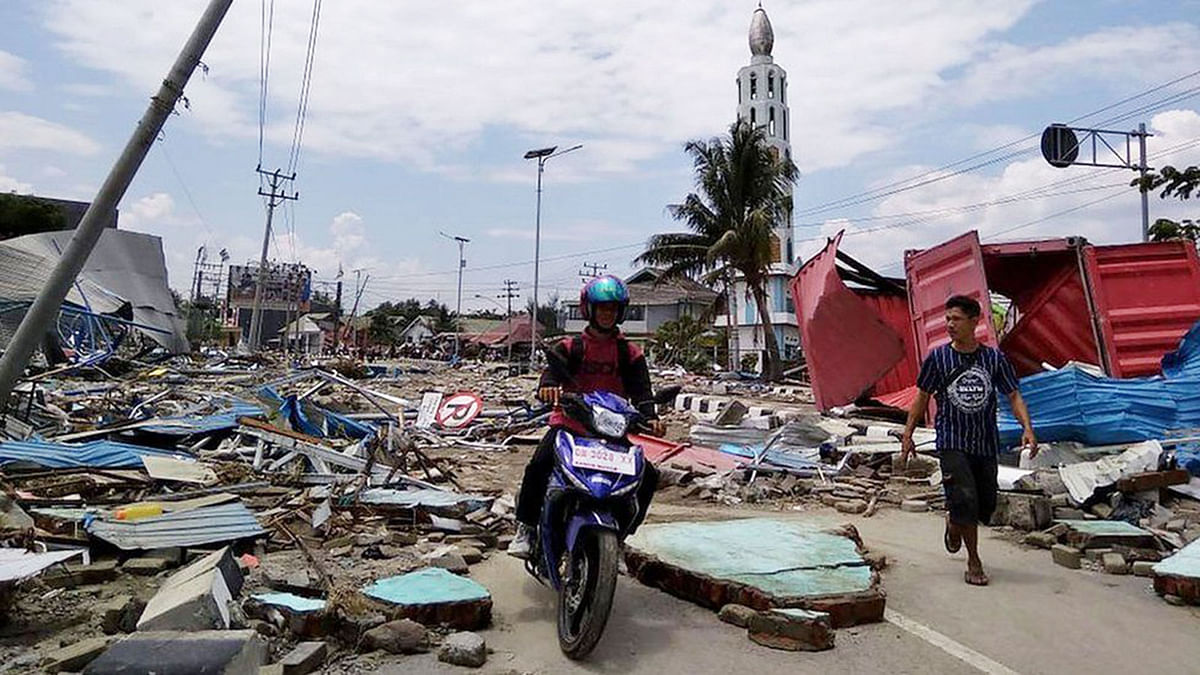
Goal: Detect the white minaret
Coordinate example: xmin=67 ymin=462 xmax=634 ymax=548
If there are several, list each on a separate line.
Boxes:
xmin=736 ymin=5 xmax=793 ymax=264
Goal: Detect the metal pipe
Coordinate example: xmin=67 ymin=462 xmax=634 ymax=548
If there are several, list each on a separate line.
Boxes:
xmin=0 ymin=0 xmax=233 ymax=409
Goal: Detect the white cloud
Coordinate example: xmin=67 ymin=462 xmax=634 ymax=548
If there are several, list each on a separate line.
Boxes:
xmin=41 ymin=0 xmax=1052 ymax=177
xmin=0 ymin=165 xmax=34 ymax=194
xmin=799 ymin=108 xmax=1200 ymax=272
xmin=42 ymin=165 xmax=67 ymax=178
xmin=0 ymin=111 xmax=101 ymax=155
xmin=0 ymin=50 xmax=32 ymax=91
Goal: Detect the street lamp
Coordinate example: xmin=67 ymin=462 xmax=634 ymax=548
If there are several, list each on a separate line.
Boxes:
xmin=524 ymin=143 xmax=582 ymax=371
xmin=440 ymin=231 xmax=470 ymax=361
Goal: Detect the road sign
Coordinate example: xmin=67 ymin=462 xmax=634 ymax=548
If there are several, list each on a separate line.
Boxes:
xmin=416 ymin=392 xmax=443 ymax=429
xmin=436 ymin=392 xmax=483 ymax=429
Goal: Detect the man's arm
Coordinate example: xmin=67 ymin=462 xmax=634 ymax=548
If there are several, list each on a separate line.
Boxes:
xmin=1007 ymin=390 xmax=1038 ymax=458
xmin=899 ymin=390 xmax=931 ymax=463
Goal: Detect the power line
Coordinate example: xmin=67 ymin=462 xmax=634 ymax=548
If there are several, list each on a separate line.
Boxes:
xmin=792 ymin=69 xmax=1200 ymax=219
xmin=257 ymin=0 xmax=276 ymax=167
xmin=155 ymin=139 xmax=215 ymax=242
xmin=287 ymin=0 xmax=323 ymax=174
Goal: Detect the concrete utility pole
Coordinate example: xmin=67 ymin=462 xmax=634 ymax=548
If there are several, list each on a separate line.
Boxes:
xmin=0 ymin=0 xmax=233 ymax=409
xmin=523 ymin=143 xmax=582 ymax=372
xmin=580 ymin=261 xmax=607 ymax=282
xmin=501 ymin=279 xmax=519 ymax=368
xmin=331 ymin=278 xmax=343 ymax=355
xmin=440 ymin=232 xmax=470 ymax=360
xmin=247 ymin=167 xmax=298 ymax=350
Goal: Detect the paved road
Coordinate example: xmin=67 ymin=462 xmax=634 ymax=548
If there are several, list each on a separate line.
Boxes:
xmin=406 ymin=505 xmax=1199 ymax=674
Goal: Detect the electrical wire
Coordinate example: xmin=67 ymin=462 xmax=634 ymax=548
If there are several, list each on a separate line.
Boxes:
xmin=287 ymin=0 xmax=323 ymax=174
xmin=257 ymin=0 xmax=276 ymax=168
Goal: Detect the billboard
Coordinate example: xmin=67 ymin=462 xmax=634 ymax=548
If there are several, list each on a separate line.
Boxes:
xmin=227 ymin=262 xmax=312 ymax=311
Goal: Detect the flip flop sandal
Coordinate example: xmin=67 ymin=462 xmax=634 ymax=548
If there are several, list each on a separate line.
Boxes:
xmin=964 ymin=570 xmax=990 ymax=586
xmin=944 ymin=519 xmax=962 ymax=554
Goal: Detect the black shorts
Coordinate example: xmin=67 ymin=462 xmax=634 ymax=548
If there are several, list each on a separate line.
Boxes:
xmin=939 ymin=450 xmax=998 ymax=527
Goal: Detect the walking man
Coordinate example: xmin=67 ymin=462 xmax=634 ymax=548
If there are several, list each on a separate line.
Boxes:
xmin=900 ymin=294 xmax=1037 ymax=586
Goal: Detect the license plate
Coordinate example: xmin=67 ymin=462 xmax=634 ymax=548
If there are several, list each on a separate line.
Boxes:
xmin=572 ymin=445 xmax=637 ymax=476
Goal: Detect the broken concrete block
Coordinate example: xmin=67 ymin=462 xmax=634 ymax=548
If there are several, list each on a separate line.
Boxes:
xmin=43 ymin=559 xmax=119 ymax=589
xmin=123 ymin=557 xmax=171 ymax=576
xmin=280 ymin=641 xmax=328 ymax=675
xmin=431 ymin=552 xmax=470 ymax=575
xmin=145 ymin=547 xmax=186 ymax=566
xmin=1022 ymin=531 xmax=1059 ymax=549
xmin=1084 ymin=548 xmax=1113 ymax=563
xmin=100 ymin=596 xmax=147 ymax=635
xmin=137 ymin=547 xmax=242 ymax=632
xmin=438 ymin=631 xmax=487 ymax=668
xmin=84 ymin=630 xmax=266 ymax=675
xmin=714 ymin=400 xmax=749 ymax=426
xmin=245 ymin=593 xmax=328 ymax=638
xmin=747 ymin=608 xmax=834 ymax=652
xmin=835 ymin=500 xmax=867 ymax=514
xmin=363 ymin=619 xmax=429 ymax=654
xmin=1090 ymin=503 xmax=1114 ymax=519
xmin=1132 ymin=561 xmax=1157 ymax=577
xmin=1102 ymin=552 xmax=1129 ymax=575
xmin=900 ymin=499 xmax=929 ymax=513
xmin=998 ymin=493 xmax=1052 ymax=531
xmin=1054 ymin=507 xmax=1086 ymax=520
xmin=717 ymin=603 xmax=758 ymax=628
xmin=362 ymin=568 xmax=492 ymax=630
xmin=1052 ymin=545 xmax=1082 ymax=569
xmin=42 ymin=636 xmax=111 ymax=673
xmin=454 ymin=545 xmax=484 ymax=565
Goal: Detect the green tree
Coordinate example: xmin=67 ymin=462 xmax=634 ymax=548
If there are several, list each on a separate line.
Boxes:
xmin=1133 ymin=165 xmax=1200 ymax=243
xmin=526 ymin=293 xmax=563 ymax=337
xmin=0 ymin=194 xmax=66 ymax=240
xmin=637 ymin=119 xmax=796 ymax=380
xmin=650 ymin=315 xmax=716 ymax=372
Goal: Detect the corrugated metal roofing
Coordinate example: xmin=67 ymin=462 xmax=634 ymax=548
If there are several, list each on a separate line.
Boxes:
xmin=998 ymin=320 xmax=1200 ymax=448
xmin=139 ymin=399 xmax=265 ymax=436
xmin=904 ymin=230 xmax=996 ymax=358
xmin=85 ymin=501 xmax=266 ymax=550
xmin=0 ymin=549 xmax=82 ymax=583
xmin=0 ymin=439 xmax=192 ymax=469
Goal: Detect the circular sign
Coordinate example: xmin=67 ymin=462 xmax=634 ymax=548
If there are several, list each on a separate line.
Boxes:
xmin=436 ymin=392 xmax=483 ymax=429
xmin=1041 ymin=124 xmax=1079 ymax=168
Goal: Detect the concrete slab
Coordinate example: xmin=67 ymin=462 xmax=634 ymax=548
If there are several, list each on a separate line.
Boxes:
xmin=245 ymin=592 xmax=329 ymax=637
xmin=42 ymin=636 xmax=111 ymax=673
xmin=362 ymin=567 xmax=492 ymax=630
xmin=137 ymin=547 xmax=241 ymax=631
xmin=1057 ymin=519 xmax=1157 ymax=549
xmin=83 ymin=630 xmax=266 ymax=675
xmin=624 ymin=518 xmax=884 ymax=627
xmin=1153 ymin=537 xmax=1200 ymax=604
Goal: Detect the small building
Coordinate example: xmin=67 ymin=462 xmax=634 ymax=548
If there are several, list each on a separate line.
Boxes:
xmin=278 ymin=314 xmax=324 ymax=354
xmin=564 ymin=268 xmax=718 ymax=342
xmin=398 ymin=315 xmax=437 ymax=345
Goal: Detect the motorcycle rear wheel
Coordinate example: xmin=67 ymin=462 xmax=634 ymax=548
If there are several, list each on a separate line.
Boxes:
xmin=556 ymin=528 xmax=619 ymax=660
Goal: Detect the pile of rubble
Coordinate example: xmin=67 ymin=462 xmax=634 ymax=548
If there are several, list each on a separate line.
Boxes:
xmin=0 ymin=354 xmax=538 ymax=673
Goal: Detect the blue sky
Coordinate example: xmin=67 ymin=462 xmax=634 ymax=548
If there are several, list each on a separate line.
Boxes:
xmin=2 ymin=0 xmax=1199 ymax=311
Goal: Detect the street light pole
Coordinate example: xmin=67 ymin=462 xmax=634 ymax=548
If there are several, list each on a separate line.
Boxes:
xmin=440 ymin=232 xmax=470 ymax=361
xmin=523 ymin=144 xmax=581 ymax=372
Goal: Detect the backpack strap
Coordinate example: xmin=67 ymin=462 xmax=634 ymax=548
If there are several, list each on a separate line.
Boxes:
xmin=567 ymin=335 xmax=585 ymax=376
xmin=616 ymin=336 xmax=631 ymax=373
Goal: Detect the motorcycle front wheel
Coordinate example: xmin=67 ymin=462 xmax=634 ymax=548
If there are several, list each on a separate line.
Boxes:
xmin=556 ymin=528 xmax=619 ymax=660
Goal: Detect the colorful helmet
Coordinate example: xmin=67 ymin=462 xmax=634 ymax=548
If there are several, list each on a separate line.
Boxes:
xmin=580 ymin=274 xmax=630 ymax=323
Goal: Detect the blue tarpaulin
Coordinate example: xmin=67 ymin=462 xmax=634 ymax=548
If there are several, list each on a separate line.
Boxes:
xmin=139 ymin=398 xmax=266 ymax=437
xmin=259 ymin=386 xmax=375 ymax=440
xmin=0 ymin=439 xmax=192 ymax=469
xmin=999 ymin=321 xmax=1200 ymax=473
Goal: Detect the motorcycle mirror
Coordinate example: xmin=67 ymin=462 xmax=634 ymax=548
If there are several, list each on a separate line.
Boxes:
xmin=653 ymin=385 xmax=682 ymax=405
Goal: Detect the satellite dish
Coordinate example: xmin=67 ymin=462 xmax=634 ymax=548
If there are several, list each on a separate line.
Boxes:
xmin=1041 ymin=124 xmax=1079 ymax=168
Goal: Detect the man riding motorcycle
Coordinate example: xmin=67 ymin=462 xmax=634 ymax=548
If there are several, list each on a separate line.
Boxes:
xmin=508 ymin=274 xmax=663 ymax=559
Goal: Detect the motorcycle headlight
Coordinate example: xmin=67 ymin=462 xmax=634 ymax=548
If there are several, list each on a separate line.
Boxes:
xmin=591 ymin=405 xmax=629 ymax=439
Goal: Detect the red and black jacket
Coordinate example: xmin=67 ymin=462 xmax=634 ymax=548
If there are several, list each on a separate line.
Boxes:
xmin=539 ymin=328 xmax=656 ymax=432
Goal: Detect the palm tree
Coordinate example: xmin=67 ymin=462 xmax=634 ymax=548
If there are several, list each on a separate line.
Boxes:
xmin=637 ymin=119 xmax=796 ymax=380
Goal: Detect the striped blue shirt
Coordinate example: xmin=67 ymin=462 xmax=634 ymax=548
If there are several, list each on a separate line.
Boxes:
xmin=917 ymin=344 xmax=1018 ymax=456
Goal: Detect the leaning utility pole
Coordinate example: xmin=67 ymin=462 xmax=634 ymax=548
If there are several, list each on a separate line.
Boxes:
xmin=0 ymin=0 xmax=233 ymax=409
xmin=247 ymin=167 xmax=298 ymax=350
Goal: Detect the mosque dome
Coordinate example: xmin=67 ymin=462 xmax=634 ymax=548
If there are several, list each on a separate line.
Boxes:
xmin=749 ymin=6 xmax=774 ymax=57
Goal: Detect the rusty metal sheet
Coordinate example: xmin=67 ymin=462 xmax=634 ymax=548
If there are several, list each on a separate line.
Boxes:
xmin=1084 ymin=241 xmax=1200 ymax=377
xmin=791 ymin=232 xmax=905 ymax=410
xmin=904 ymin=230 xmax=996 ymax=359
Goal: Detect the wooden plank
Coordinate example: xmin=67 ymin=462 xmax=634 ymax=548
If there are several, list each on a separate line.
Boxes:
xmin=1116 ymin=469 xmax=1190 ymax=493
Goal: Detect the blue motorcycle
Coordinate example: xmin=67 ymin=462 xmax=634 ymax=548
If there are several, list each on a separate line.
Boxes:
xmin=526 ymin=386 xmax=678 ymax=659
